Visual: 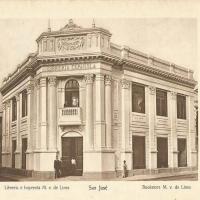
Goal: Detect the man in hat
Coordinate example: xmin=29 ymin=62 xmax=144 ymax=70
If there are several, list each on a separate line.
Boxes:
xmin=54 ymin=154 xmax=61 ymax=179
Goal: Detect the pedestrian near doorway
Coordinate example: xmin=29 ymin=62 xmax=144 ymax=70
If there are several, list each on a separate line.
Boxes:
xmin=71 ymin=157 xmax=76 ymax=175
xmin=122 ymin=160 xmax=127 ymax=178
xmin=54 ymin=155 xmax=61 ymax=179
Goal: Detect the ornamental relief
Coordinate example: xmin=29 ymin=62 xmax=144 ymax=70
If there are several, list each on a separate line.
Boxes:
xmin=57 ymin=36 xmax=86 ymax=52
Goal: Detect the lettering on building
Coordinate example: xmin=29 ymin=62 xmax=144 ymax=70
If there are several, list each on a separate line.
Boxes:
xmin=45 ymin=63 xmax=96 ymax=72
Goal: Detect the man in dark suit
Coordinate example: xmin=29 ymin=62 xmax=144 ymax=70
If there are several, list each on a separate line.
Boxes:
xmin=54 ymin=155 xmax=61 ymax=179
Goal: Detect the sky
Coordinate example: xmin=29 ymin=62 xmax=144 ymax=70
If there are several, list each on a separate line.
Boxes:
xmin=0 ymin=18 xmax=197 ymax=83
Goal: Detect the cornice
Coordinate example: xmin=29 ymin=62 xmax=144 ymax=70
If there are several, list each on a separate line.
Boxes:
xmin=0 ymin=52 xmax=196 ymax=95
xmin=0 ymin=58 xmax=37 ymax=95
xmin=122 ymin=58 xmax=197 ymax=89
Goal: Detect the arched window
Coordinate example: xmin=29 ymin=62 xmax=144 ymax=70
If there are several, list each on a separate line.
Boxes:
xmin=12 ymin=97 xmax=17 ymax=121
xmin=64 ymin=79 xmax=79 ymax=107
xmin=22 ymin=90 xmax=27 ymax=117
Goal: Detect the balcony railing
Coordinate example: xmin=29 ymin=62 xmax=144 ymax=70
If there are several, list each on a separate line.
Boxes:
xmin=58 ymin=107 xmax=82 ymax=125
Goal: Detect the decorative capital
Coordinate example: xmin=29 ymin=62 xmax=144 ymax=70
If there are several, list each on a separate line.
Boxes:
xmin=6 ymin=100 xmax=11 ymax=108
xmin=34 ymin=78 xmax=40 ymax=89
xmin=170 ymin=91 xmax=177 ymax=100
xmin=95 ymin=73 xmax=105 ymax=81
xmin=85 ymin=74 xmax=94 ymax=84
xmin=27 ymin=83 xmax=34 ymax=94
xmin=39 ymin=77 xmax=47 ymax=87
xmin=105 ymin=75 xmax=112 ymax=85
xmin=120 ymin=79 xmax=130 ymax=89
xmin=48 ymin=76 xmax=57 ymax=86
xmin=15 ymin=93 xmax=20 ymax=102
xmin=2 ymin=103 xmax=6 ymax=110
xmin=148 ymin=86 xmax=156 ymax=95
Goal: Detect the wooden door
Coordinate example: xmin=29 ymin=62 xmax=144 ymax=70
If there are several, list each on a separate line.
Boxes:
xmin=12 ymin=140 xmax=16 ymax=168
xmin=132 ymin=136 xmax=146 ymax=169
xmin=178 ymin=138 xmax=187 ymax=167
xmin=61 ymin=137 xmax=73 ymax=176
xmin=22 ymin=138 xmax=27 ymax=169
xmin=75 ymin=137 xmax=83 ymax=175
xmin=157 ymin=137 xmax=168 ymax=168
xmin=61 ymin=137 xmax=83 ymax=176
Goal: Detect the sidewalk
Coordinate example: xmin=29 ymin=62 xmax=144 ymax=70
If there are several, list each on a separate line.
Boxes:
xmin=0 ymin=170 xmax=198 ymax=181
xmin=123 ymin=170 xmax=198 ymax=181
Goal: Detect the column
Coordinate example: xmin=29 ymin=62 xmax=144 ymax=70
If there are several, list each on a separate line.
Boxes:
xmin=48 ymin=76 xmax=57 ymax=151
xmin=35 ymin=79 xmax=40 ymax=150
xmin=85 ymin=74 xmax=94 ymax=149
xmin=148 ymin=86 xmax=157 ymax=169
xmin=79 ymin=79 xmax=86 ymax=123
xmin=5 ymin=102 xmax=8 ymax=153
xmin=15 ymin=93 xmax=21 ymax=168
xmin=169 ymin=91 xmax=178 ymax=168
xmin=27 ymin=83 xmax=34 ymax=151
xmin=121 ymin=79 xmax=132 ymax=170
xmin=105 ymin=75 xmax=112 ymax=148
xmin=33 ymin=79 xmax=40 ymax=171
xmin=26 ymin=82 xmax=34 ymax=170
xmin=39 ymin=77 xmax=47 ymax=151
xmin=187 ymin=95 xmax=196 ymax=167
xmin=6 ymin=100 xmax=11 ymax=167
xmin=1 ymin=103 xmax=6 ymax=167
xmin=95 ymin=73 xmax=106 ymax=149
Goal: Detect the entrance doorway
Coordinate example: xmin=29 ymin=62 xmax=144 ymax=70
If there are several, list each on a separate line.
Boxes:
xmin=22 ymin=138 xmax=27 ymax=169
xmin=132 ymin=136 xmax=146 ymax=169
xmin=157 ymin=137 xmax=168 ymax=168
xmin=178 ymin=138 xmax=187 ymax=167
xmin=61 ymin=137 xmax=83 ymax=176
xmin=12 ymin=140 xmax=16 ymax=168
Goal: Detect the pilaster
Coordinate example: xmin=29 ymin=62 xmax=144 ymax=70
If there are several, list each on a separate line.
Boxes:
xmin=79 ymin=79 xmax=86 ymax=123
xmin=26 ymin=82 xmax=34 ymax=170
xmin=187 ymin=95 xmax=197 ymax=167
xmin=39 ymin=77 xmax=47 ymax=151
xmin=6 ymin=100 xmax=11 ymax=167
xmin=35 ymin=79 xmax=40 ymax=150
xmin=48 ymin=76 xmax=57 ymax=151
xmin=148 ymin=85 xmax=157 ymax=169
xmin=95 ymin=73 xmax=106 ymax=149
xmin=85 ymin=74 xmax=94 ymax=150
xmin=15 ymin=93 xmax=21 ymax=168
xmin=169 ymin=91 xmax=178 ymax=168
xmin=105 ymin=75 xmax=112 ymax=149
xmin=1 ymin=103 xmax=6 ymax=167
xmin=83 ymin=74 xmax=95 ymax=173
xmin=120 ymin=79 xmax=132 ymax=170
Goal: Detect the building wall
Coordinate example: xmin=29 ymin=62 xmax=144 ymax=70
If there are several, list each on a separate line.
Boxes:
xmin=0 ymin=60 xmax=197 ymax=177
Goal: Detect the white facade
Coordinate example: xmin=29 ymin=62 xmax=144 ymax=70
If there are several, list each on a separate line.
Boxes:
xmin=0 ymin=20 xmax=197 ymax=179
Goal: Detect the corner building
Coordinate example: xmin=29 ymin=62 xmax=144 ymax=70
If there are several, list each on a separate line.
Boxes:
xmin=0 ymin=20 xmax=197 ymax=179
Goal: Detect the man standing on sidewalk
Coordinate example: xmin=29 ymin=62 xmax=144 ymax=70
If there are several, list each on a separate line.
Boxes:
xmin=54 ymin=155 xmax=61 ymax=179
xmin=122 ymin=160 xmax=127 ymax=178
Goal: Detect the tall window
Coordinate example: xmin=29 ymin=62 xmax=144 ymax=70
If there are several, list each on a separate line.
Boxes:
xmin=65 ymin=79 xmax=79 ymax=107
xmin=132 ymin=83 xmax=145 ymax=113
xmin=22 ymin=90 xmax=27 ymax=117
xmin=177 ymin=94 xmax=186 ymax=119
xmin=12 ymin=97 xmax=17 ymax=121
xmin=156 ymin=89 xmax=167 ymax=116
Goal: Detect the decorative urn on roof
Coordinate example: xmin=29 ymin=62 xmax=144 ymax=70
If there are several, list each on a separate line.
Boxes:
xmin=60 ymin=19 xmax=82 ymax=31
